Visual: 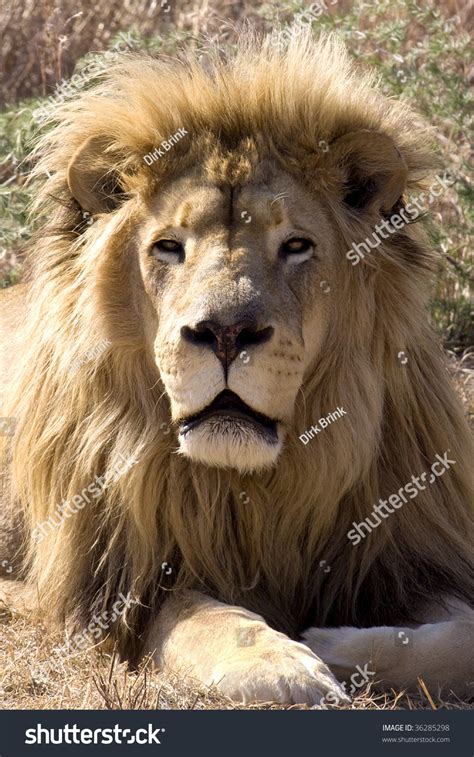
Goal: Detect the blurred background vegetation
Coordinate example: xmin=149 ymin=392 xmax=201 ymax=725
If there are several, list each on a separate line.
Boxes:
xmin=0 ymin=0 xmax=472 ymax=353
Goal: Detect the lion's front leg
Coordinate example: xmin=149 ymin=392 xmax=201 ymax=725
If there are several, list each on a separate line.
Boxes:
xmin=303 ymin=601 xmax=474 ymax=697
xmin=144 ymin=591 xmax=349 ymax=705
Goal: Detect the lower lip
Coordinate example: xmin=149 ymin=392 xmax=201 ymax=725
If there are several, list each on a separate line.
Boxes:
xmin=180 ymin=410 xmax=278 ymax=442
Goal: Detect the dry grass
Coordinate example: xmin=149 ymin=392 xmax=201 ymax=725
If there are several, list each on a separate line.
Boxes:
xmin=1 ymin=0 xmax=472 ymax=104
xmin=0 ymin=0 xmax=251 ymax=106
xmin=1 ymin=566 xmax=472 ymax=712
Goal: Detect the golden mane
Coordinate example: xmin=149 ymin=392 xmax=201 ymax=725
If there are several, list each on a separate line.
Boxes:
xmin=8 ymin=30 xmax=473 ymax=661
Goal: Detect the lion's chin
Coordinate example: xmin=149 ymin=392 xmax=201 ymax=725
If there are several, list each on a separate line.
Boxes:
xmin=177 ymin=418 xmax=283 ymax=472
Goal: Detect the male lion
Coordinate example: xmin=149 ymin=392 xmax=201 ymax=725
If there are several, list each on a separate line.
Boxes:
xmin=1 ymin=32 xmax=473 ymax=706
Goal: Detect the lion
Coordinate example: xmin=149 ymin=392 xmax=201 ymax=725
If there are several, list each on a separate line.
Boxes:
xmin=1 ymin=31 xmax=473 ymax=706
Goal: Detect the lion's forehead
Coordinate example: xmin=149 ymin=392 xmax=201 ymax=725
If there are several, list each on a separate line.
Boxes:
xmin=143 ymin=174 xmax=316 ymax=241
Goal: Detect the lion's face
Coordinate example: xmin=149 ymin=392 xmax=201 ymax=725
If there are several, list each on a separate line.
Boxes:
xmin=136 ymin=166 xmax=336 ymax=471
xmin=67 ymin=115 xmax=406 ymax=476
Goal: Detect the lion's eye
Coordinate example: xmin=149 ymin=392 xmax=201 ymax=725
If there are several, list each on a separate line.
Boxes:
xmin=279 ymin=237 xmax=314 ymax=264
xmin=151 ymin=239 xmax=185 ymax=264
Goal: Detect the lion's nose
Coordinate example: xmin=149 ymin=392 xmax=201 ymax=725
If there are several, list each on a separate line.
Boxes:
xmin=181 ymin=319 xmax=274 ymax=374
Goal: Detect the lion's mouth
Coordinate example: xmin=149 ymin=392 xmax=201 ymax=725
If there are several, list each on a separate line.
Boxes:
xmin=179 ymin=390 xmax=278 ymax=442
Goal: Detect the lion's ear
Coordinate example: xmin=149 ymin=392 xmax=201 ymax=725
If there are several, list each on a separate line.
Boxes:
xmin=327 ymin=130 xmax=408 ymax=215
xmin=67 ymin=136 xmax=125 ymax=214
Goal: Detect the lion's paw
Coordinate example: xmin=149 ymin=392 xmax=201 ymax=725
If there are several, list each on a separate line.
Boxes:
xmin=209 ymin=635 xmax=350 ymax=706
xmin=302 ymin=625 xmax=383 ymax=681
